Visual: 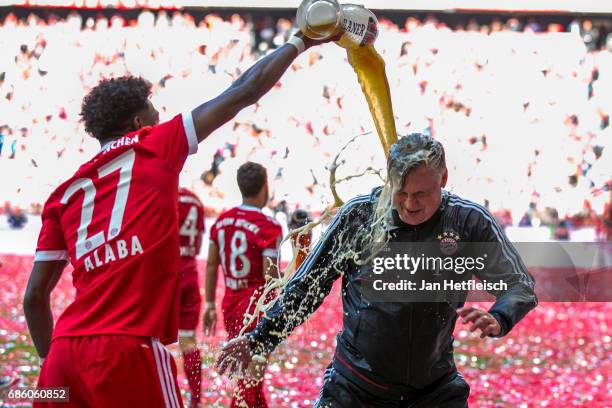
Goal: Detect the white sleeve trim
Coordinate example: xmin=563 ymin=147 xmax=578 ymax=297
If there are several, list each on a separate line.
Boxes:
xmin=181 ymin=111 xmax=198 ymax=155
xmin=35 ymin=250 xmax=69 ymax=262
xmin=262 ymin=249 xmax=279 ymax=257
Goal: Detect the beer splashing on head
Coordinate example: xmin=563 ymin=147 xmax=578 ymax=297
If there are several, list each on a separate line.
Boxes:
xmin=365 ymin=133 xmax=446 ymax=261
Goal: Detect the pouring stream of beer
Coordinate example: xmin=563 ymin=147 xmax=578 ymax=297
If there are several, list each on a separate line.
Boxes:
xmin=345 ymin=44 xmax=398 ymax=157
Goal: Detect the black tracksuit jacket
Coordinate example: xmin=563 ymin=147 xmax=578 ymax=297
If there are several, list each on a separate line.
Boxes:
xmin=248 ymin=188 xmax=537 ymax=398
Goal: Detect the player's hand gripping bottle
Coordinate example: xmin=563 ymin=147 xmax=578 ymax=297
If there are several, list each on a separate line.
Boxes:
xmin=298 ymin=0 xmax=398 ymax=159
xmin=296 ymin=0 xmax=379 ymax=49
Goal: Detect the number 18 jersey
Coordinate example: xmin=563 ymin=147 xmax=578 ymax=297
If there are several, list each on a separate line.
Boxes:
xmin=209 ymin=205 xmax=282 ymax=292
xmin=35 ymin=113 xmax=198 ymax=345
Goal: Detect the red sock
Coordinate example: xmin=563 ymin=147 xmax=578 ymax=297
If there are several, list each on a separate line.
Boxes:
xmin=183 ymin=348 xmax=202 ymax=407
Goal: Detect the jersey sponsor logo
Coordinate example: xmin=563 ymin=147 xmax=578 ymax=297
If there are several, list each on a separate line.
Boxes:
xmin=83 ymin=234 xmax=144 ymax=272
xmin=101 ymin=134 xmax=140 ymax=155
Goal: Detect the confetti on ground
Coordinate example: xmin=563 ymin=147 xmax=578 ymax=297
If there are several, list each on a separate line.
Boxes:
xmin=0 ymin=254 xmax=610 ymax=407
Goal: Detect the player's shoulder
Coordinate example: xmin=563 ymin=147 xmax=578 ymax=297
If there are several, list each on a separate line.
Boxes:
xmin=212 ymin=207 xmax=238 ymax=227
xmin=234 ymin=205 xmax=281 ymax=231
xmin=146 ymin=114 xmax=186 ymax=139
xmin=243 ymin=205 xmax=279 ymax=224
xmin=262 ymin=212 xmax=282 ymax=230
xmin=42 ymin=159 xmax=97 ymax=211
xmin=178 ymin=187 xmax=203 ymax=207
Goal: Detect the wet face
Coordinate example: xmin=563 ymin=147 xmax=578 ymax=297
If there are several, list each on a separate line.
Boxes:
xmin=392 ymin=164 xmax=448 ymax=226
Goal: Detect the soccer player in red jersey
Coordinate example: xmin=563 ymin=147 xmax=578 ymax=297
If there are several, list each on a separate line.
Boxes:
xmin=22 ymin=31 xmax=332 ymax=408
xmin=203 ymin=162 xmax=282 ymax=408
xmin=177 ymin=187 xmax=206 ymax=408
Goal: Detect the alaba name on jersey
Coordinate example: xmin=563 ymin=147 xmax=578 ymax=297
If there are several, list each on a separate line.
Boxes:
xmin=209 ymin=205 xmax=282 ymax=291
xmin=178 ymin=188 xmax=205 ymax=260
xmin=35 ymin=113 xmax=198 ymax=345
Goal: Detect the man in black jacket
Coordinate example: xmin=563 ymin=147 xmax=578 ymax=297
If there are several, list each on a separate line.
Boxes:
xmin=217 ymin=134 xmax=537 ymax=407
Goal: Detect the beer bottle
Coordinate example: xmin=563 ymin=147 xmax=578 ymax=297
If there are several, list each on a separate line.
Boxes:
xmin=297 ymin=0 xmax=379 ymax=49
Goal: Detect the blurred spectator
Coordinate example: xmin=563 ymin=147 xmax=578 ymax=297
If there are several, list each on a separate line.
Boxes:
xmin=519 ymin=212 xmax=532 ymax=227
xmin=581 ymin=20 xmax=600 ymax=50
xmin=5 ymin=204 xmax=28 ymax=230
xmin=554 ymin=220 xmax=570 ymax=240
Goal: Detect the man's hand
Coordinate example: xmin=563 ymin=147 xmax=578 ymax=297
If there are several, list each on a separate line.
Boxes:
xmin=294 ymin=30 xmax=343 ymax=49
xmin=202 ymin=307 xmax=217 ymax=337
xmin=216 ymin=336 xmax=252 ymax=377
xmin=24 ymin=260 xmax=66 ymax=359
xmin=457 ymin=306 xmax=501 ymax=338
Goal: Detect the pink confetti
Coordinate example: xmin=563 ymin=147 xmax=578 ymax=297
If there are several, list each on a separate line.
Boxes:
xmin=1 ymin=255 xmax=610 ymax=407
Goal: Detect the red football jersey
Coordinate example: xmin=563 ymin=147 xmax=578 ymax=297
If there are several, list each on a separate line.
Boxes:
xmin=35 ymin=113 xmax=198 ymax=345
xmin=209 ymin=205 xmax=282 ymax=291
xmin=178 ymin=188 xmax=205 ymax=260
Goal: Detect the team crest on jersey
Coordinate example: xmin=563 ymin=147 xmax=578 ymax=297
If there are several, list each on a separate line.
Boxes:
xmin=438 ymin=231 xmax=460 ymax=256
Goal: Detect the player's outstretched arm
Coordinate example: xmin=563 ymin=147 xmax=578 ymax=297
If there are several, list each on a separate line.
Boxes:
xmin=23 ymin=260 xmax=66 ymax=359
xmin=191 ymin=32 xmax=334 ymax=143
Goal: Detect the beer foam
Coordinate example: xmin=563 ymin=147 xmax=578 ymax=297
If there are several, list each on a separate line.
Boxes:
xmin=306 ymin=2 xmax=337 ymax=27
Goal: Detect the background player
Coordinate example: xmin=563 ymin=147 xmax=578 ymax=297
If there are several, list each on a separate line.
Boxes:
xmin=22 ymin=29 xmax=334 ymax=407
xmin=203 ymin=162 xmax=282 ymax=408
xmin=177 ymin=187 xmax=206 ymax=408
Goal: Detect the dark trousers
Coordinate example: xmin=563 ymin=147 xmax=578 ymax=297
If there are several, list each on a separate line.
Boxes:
xmin=315 ymin=365 xmax=469 ymax=408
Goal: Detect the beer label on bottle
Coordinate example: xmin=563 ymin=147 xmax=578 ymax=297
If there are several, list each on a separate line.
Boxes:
xmin=340 ymin=6 xmax=378 ymax=46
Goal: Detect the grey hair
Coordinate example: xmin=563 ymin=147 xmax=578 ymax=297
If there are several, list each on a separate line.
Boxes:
xmin=387 ymin=133 xmax=446 ymax=190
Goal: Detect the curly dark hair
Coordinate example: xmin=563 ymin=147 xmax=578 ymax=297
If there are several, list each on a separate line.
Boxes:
xmin=80 ymin=76 xmax=152 ymax=141
xmin=237 ymin=162 xmax=267 ymax=198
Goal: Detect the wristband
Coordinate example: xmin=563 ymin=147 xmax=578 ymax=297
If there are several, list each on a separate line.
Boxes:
xmin=287 ymin=36 xmax=306 ymax=54
xmin=205 ymin=301 xmax=216 ymax=310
